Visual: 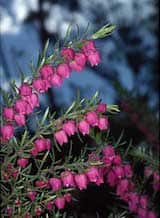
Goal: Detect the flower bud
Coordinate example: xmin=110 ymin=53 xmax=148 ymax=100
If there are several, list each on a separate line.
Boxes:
xmin=17 ymin=158 xmax=28 ymax=168
xmin=54 ymin=196 xmax=65 ymax=209
xmin=27 ymin=191 xmax=36 ymax=201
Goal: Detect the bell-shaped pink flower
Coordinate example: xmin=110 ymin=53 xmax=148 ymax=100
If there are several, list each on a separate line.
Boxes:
xmin=62 ymin=121 xmax=76 ymax=136
xmin=74 ymin=173 xmax=88 ymax=190
xmin=98 ymin=117 xmax=109 ymax=130
xmin=128 ymin=192 xmax=139 ymax=212
xmin=15 ymin=99 xmax=32 ymax=115
xmin=14 ymin=114 xmax=25 ymax=126
xmin=51 ymin=73 xmax=63 ymax=87
xmin=61 ymin=171 xmax=75 ymax=187
xmin=17 ymin=158 xmax=28 ymax=168
xmin=32 ymin=77 xmax=49 ymax=93
xmin=85 ymin=111 xmax=98 ymax=126
xmin=86 ymin=166 xmax=100 ymax=183
xmin=35 ymin=180 xmax=48 ymax=189
xmin=87 ymin=50 xmax=101 ymax=66
xmin=40 ymin=64 xmax=54 ymax=80
xmin=96 ymin=103 xmax=106 ymax=113
xmin=74 ymin=52 xmax=86 ymax=67
xmin=113 ymin=155 xmax=122 ymax=165
xmin=27 ymin=191 xmax=36 ymax=201
xmin=3 ymin=107 xmax=14 ymax=121
xmin=124 ymin=164 xmax=133 ymax=178
xmin=49 ymin=178 xmax=62 ymax=191
xmin=82 ymin=40 xmax=96 ymax=54
xmin=116 ymin=179 xmax=129 ymax=197
xmin=64 ymin=193 xmax=72 ymax=203
xmin=34 ymin=138 xmax=51 ymax=153
xmin=61 ymin=47 xmax=75 ymax=62
xmin=1 ymin=125 xmax=14 ymax=141
xmin=78 ymin=120 xmax=90 ymax=135
xmin=102 ymin=145 xmax=115 ymax=158
xmin=19 ymin=83 xmax=32 ymax=96
xmin=114 ymin=166 xmax=125 ymax=179
xmin=35 ymin=207 xmax=42 ymax=216
xmin=54 ymin=130 xmax=68 ymax=146
xmin=23 ymin=93 xmax=39 ymax=109
xmin=54 ymin=196 xmax=65 ymax=209
xmin=56 ymin=63 xmax=71 ymax=79
xmin=139 ymin=196 xmax=148 ymax=209
xmin=46 ymin=201 xmax=54 ymax=210
xmin=106 ymin=170 xmax=117 ymax=187
xmin=69 ymin=61 xmax=83 ymax=72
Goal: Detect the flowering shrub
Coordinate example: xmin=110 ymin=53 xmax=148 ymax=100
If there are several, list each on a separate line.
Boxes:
xmin=0 ymin=24 xmax=159 ymax=218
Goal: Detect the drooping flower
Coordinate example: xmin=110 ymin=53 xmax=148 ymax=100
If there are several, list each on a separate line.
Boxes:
xmin=19 ymin=83 xmax=32 ymax=96
xmin=3 ymin=107 xmax=14 ymax=121
xmin=78 ymin=120 xmax=90 ymax=135
xmin=62 ymin=120 xmax=76 ymax=136
xmin=1 ymin=125 xmax=14 ymax=141
xmin=86 ymin=166 xmax=100 ymax=183
xmin=32 ymin=77 xmax=49 ymax=93
xmin=106 ymin=170 xmax=117 ymax=187
xmin=61 ymin=47 xmax=75 ymax=62
xmin=61 ymin=171 xmax=75 ymax=187
xmin=27 ymin=191 xmax=37 ymax=201
xmin=85 ymin=111 xmax=98 ymax=126
xmin=15 ymin=99 xmax=32 ymax=115
xmin=14 ymin=114 xmax=26 ymax=126
xmin=40 ymin=64 xmax=54 ymax=80
xmin=96 ymin=103 xmax=106 ymax=113
xmin=51 ymin=73 xmax=63 ymax=87
xmin=74 ymin=173 xmax=88 ymax=190
xmin=49 ymin=178 xmax=62 ymax=191
xmin=98 ymin=117 xmax=109 ymax=130
xmin=17 ymin=158 xmax=29 ymax=168
xmin=56 ymin=63 xmax=71 ymax=79
xmin=54 ymin=196 xmax=65 ymax=209
xmin=54 ymin=130 xmax=68 ymax=146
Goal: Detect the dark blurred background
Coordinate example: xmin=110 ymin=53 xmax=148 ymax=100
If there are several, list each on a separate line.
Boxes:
xmin=0 ymin=0 xmax=159 ymax=216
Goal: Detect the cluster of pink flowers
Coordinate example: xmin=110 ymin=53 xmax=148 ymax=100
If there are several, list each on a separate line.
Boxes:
xmin=0 ymin=40 xmax=101 ymax=143
xmin=54 ymin=104 xmax=108 ymax=146
xmin=144 ymin=166 xmax=160 ymax=192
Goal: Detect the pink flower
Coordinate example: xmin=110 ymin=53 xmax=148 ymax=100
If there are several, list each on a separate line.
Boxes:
xmin=23 ymin=93 xmax=39 ymax=109
xmin=14 ymin=114 xmax=25 ymax=126
xmin=144 ymin=167 xmax=153 ymax=178
xmin=19 ymin=83 xmax=32 ymax=96
xmin=86 ymin=166 xmax=100 ymax=183
xmin=56 ymin=63 xmax=71 ymax=79
xmin=15 ymin=99 xmax=32 ymax=115
xmin=138 ymin=208 xmax=148 ymax=218
xmin=102 ymin=145 xmax=115 ymax=158
xmin=61 ymin=171 xmax=75 ymax=187
xmin=96 ymin=103 xmax=106 ymax=113
xmin=34 ymin=138 xmax=51 ymax=153
xmin=147 ymin=211 xmax=157 ymax=218
xmin=74 ymin=173 xmax=88 ymax=190
xmin=82 ymin=40 xmax=97 ymax=54
xmin=54 ymin=130 xmax=68 ymax=146
xmin=64 ymin=193 xmax=72 ymax=203
xmin=46 ymin=201 xmax=54 ymax=210
xmin=1 ymin=125 xmax=14 ymax=140
xmin=124 ymin=164 xmax=133 ymax=178
xmin=87 ymin=50 xmax=101 ymax=66
xmin=128 ymin=192 xmax=139 ymax=212
xmin=114 ymin=166 xmax=125 ymax=179
xmin=98 ymin=117 xmax=109 ymax=130
xmin=35 ymin=180 xmax=48 ymax=189
xmin=69 ymin=52 xmax=86 ymax=72
xmin=17 ymin=158 xmax=28 ymax=168
xmin=31 ymin=147 xmax=38 ymax=156
xmin=3 ymin=107 xmax=14 ymax=121
xmin=106 ymin=170 xmax=117 ymax=187
xmin=116 ymin=179 xmax=129 ymax=197
xmin=32 ymin=77 xmax=49 ymax=93
xmin=139 ymin=196 xmax=148 ymax=209
xmin=85 ymin=111 xmax=98 ymax=126
xmin=35 ymin=207 xmax=42 ymax=216
xmin=49 ymin=178 xmax=62 ymax=191
xmin=51 ymin=73 xmax=63 ymax=87
xmin=54 ymin=196 xmax=65 ymax=209
xmin=61 ymin=47 xmax=75 ymax=62
xmin=113 ymin=155 xmax=122 ymax=165
xmin=78 ymin=120 xmax=90 ymax=135
xmin=40 ymin=65 xmax=54 ymax=80
xmin=62 ymin=121 xmax=76 ymax=136
xmin=153 ymin=172 xmax=160 ymax=191
xmin=27 ymin=191 xmax=36 ymax=201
